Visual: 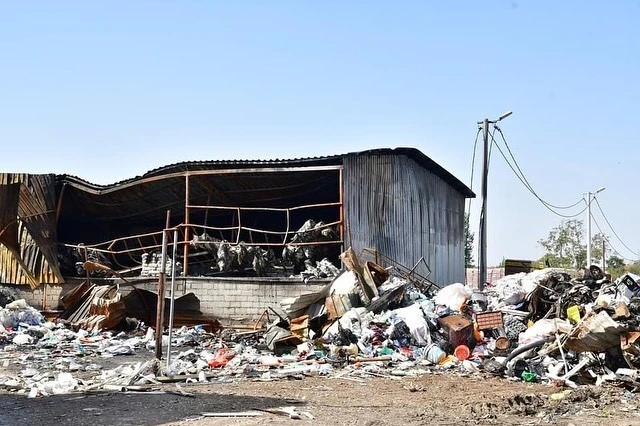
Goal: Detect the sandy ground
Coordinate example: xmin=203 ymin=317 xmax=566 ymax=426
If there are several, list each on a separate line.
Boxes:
xmin=2 ymin=372 xmax=640 ymax=426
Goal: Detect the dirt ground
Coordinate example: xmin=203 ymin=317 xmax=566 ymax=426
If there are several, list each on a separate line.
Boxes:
xmin=2 ymin=372 xmax=640 ymax=426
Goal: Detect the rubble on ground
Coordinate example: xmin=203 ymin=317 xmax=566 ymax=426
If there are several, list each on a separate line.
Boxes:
xmin=3 ymin=248 xmax=640 ymax=402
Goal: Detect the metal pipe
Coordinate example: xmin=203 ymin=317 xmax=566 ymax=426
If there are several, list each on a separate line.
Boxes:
xmin=503 ymin=336 xmax=554 ymax=375
xmin=41 ymin=283 xmax=47 ymax=310
xmin=183 ymin=175 xmax=190 ymax=277
xmin=284 ymin=209 xmax=290 ymax=244
xmin=155 ymin=210 xmax=171 ymax=360
xmin=235 ymin=207 xmax=241 ymax=244
xmin=186 ymin=201 xmax=342 ymax=211
xmin=166 ymin=228 xmax=179 ymax=369
xmin=339 ymin=168 xmax=344 ymax=250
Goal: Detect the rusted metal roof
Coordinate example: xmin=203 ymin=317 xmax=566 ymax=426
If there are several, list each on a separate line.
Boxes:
xmin=56 ymin=148 xmax=474 ymax=198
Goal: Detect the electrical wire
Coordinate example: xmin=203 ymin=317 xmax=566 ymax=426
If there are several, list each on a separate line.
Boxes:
xmin=494 ymin=126 xmax=584 ymax=210
xmin=466 ymin=128 xmax=482 ymax=226
xmin=488 ymin=130 xmax=588 ymax=218
xmin=468 ymin=127 xmax=482 ymax=193
xmin=488 ymin=126 xmax=497 ymax=172
xmin=592 ymin=197 xmax=640 ymax=257
xmin=590 ymin=212 xmax=637 ymax=262
xmin=466 ymin=128 xmax=482 ymax=278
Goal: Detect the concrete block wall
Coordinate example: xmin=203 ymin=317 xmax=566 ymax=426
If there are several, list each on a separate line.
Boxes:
xmin=1 ymin=282 xmax=79 ymax=311
xmin=1 ymin=277 xmax=330 ymax=321
xmin=183 ymin=278 xmax=329 ymax=320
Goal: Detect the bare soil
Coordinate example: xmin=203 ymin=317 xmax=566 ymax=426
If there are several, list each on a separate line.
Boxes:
xmin=2 ymin=373 xmax=640 ymax=426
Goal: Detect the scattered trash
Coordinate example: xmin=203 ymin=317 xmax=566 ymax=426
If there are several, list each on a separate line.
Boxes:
xmin=2 ymin=251 xmax=640 ymax=402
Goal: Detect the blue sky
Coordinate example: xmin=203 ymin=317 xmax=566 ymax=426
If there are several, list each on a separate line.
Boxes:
xmin=1 ymin=1 xmax=639 ymax=266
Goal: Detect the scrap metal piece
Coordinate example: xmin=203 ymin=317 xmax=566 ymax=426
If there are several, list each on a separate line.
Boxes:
xmin=565 ymin=311 xmax=627 ymax=353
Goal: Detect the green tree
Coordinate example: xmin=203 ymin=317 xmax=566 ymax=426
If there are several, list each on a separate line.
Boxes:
xmin=608 ymin=256 xmax=625 ymax=269
xmin=590 ymin=233 xmax=606 ymax=266
xmin=538 ymin=219 xmax=606 ymax=269
xmin=607 ymin=255 xmax=625 ymax=279
xmin=464 ymin=213 xmax=474 ymax=267
xmin=538 ymin=219 xmax=585 ymax=269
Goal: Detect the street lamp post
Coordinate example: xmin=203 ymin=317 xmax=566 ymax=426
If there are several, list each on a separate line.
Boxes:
xmin=585 ymin=187 xmax=606 ymax=268
xmin=477 ymin=111 xmax=513 ymax=290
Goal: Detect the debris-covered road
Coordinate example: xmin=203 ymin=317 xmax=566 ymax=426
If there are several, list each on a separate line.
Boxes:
xmin=2 ymin=375 xmax=639 ymax=426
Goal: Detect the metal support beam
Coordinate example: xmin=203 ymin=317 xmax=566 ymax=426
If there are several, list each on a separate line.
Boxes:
xmin=183 ymin=176 xmax=190 ymax=277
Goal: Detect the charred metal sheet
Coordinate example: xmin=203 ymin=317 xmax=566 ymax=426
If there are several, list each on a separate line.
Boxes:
xmin=0 ymin=173 xmax=62 ymax=287
xmin=342 ymin=153 xmax=469 ymax=287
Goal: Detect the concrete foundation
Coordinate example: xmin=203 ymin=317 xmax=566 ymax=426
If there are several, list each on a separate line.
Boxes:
xmin=1 ymin=276 xmax=330 ymax=321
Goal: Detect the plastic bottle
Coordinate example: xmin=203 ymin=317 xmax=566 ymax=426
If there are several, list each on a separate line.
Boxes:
xmin=424 ymin=343 xmax=446 ymax=364
xmin=521 ymin=371 xmax=538 ymax=383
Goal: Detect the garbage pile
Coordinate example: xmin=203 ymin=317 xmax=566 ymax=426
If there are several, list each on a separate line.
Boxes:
xmin=5 ymin=249 xmax=640 ymax=400
xmin=204 ymin=252 xmax=640 ymax=390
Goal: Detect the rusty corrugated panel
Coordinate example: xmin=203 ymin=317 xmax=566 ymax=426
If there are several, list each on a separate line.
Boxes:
xmin=18 ymin=175 xmax=62 ymax=282
xmin=342 ymin=154 xmax=466 ymax=286
xmin=0 ymin=173 xmax=61 ymax=287
xmin=0 ymin=219 xmax=61 ymax=287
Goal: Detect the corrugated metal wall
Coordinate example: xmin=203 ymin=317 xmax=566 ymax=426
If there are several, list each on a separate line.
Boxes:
xmin=0 ymin=173 xmax=61 ymax=287
xmin=342 ymin=154 xmax=466 ymax=286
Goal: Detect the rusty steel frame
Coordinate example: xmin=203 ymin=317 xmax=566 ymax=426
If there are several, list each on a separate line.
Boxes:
xmin=183 ymin=174 xmax=190 ymax=277
xmin=60 ymin=166 xmax=345 ymax=276
xmin=339 ymin=168 xmax=344 ymax=249
xmin=359 ymin=248 xmax=439 ymax=293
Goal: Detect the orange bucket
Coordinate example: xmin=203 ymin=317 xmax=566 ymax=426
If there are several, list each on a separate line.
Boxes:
xmin=454 ymin=345 xmax=470 ymax=361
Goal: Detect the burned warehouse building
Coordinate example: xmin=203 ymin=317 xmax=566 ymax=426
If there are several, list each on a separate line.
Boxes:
xmin=0 ymin=148 xmax=474 ymax=319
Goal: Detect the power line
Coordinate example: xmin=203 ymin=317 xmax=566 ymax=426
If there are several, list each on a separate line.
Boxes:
xmin=488 ymin=130 xmax=588 ymax=218
xmin=590 ymin=212 xmax=637 ymax=262
xmin=487 ymin=127 xmax=497 ymax=173
xmin=593 ymin=197 xmax=640 ymax=257
xmin=467 ymin=127 xmax=494 ymax=205
xmin=468 ymin=128 xmax=482 ymax=193
xmin=494 ymin=126 xmax=584 ymax=210
xmin=466 ymin=128 xmax=482 ymax=278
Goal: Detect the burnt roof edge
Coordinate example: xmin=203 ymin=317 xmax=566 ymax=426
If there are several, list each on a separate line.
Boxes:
xmin=55 ymin=148 xmax=475 ymax=198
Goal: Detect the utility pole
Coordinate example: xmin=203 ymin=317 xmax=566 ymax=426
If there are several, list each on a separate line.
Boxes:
xmin=585 ymin=187 xmax=605 ymax=269
xmin=477 ymin=111 xmax=512 ymax=290
xmin=478 ymin=119 xmax=489 ymax=291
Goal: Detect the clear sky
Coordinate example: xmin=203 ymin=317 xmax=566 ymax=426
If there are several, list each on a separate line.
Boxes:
xmin=1 ymin=1 xmax=639 ymax=266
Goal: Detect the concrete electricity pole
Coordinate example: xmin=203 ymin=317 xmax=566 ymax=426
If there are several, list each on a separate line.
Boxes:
xmin=585 ymin=187 xmax=605 ymax=268
xmin=477 ymin=111 xmax=512 ymax=290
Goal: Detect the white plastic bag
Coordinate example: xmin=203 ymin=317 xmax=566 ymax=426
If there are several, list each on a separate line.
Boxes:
xmin=390 ymin=304 xmax=431 ymax=346
xmin=434 ymin=283 xmax=472 ymax=311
